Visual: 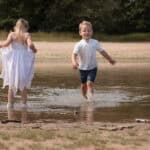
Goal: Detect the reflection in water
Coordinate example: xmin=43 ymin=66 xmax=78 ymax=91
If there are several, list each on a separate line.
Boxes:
xmin=20 ymin=108 xmax=28 ymax=123
xmin=79 ymin=101 xmax=94 ymax=124
xmin=5 ymin=108 xmax=28 ymax=124
xmin=0 ymin=86 xmax=149 ymax=123
xmin=7 ymin=108 xmax=16 ymax=121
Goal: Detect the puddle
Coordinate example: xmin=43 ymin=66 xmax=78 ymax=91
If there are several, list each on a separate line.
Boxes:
xmin=0 ymin=65 xmax=150 ymax=123
xmin=0 ymin=86 xmax=150 ymax=123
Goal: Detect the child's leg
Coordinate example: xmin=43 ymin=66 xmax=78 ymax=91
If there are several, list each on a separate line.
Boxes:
xmin=81 ymin=83 xmax=87 ymax=98
xmin=79 ymin=70 xmax=88 ymax=99
xmin=87 ymin=81 xmax=94 ymax=99
xmin=21 ymin=88 xmax=27 ymax=105
xmin=7 ymin=88 xmax=14 ymax=108
xmin=87 ymin=68 xmax=97 ymax=100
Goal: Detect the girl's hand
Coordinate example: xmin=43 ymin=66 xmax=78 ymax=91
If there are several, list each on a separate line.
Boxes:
xmin=32 ymin=48 xmax=37 ymax=53
xmin=0 ymin=41 xmax=5 ymax=48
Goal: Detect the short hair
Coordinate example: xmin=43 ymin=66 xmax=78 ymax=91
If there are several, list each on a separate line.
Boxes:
xmin=79 ymin=20 xmax=93 ymax=31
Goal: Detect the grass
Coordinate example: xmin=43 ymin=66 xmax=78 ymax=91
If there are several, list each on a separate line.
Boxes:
xmin=31 ymin=32 xmax=79 ymax=42
xmin=0 ymin=31 xmax=150 ymax=42
xmin=15 ymin=129 xmax=56 ymax=141
xmin=0 ymin=132 xmax=10 ymax=140
xmin=0 ymin=126 xmax=149 ymax=150
xmin=94 ymin=32 xmax=150 ymax=42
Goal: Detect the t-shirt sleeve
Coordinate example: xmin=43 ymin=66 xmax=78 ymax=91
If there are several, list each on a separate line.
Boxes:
xmin=73 ymin=42 xmax=80 ymax=54
xmin=96 ymin=40 xmax=105 ymax=52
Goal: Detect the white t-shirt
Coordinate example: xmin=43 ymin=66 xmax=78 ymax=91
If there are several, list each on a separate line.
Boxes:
xmin=73 ymin=39 xmax=104 ymax=70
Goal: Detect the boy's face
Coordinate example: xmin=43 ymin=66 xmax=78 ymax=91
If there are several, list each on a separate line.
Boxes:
xmin=79 ymin=24 xmax=93 ymax=40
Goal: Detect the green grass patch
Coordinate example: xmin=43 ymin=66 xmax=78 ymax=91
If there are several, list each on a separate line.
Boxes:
xmin=0 ymin=132 xmax=10 ymax=140
xmin=31 ymin=32 xmax=79 ymax=42
xmin=15 ymin=129 xmax=56 ymax=141
xmin=94 ymin=32 xmax=150 ymax=42
xmin=1 ymin=30 xmax=150 ymax=42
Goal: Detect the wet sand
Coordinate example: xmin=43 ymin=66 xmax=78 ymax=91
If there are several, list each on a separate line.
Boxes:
xmin=0 ymin=42 xmax=150 ymax=150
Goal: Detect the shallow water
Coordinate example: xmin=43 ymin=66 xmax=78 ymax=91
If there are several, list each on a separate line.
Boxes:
xmin=0 ymin=66 xmax=150 ymax=123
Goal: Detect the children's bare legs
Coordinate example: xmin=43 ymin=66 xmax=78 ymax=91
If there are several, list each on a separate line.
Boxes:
xmin=81 ymin=83 xmax=87 ymax=99
xmin=21 ymin=88 xmax=28 ymax=107
xmin=7 ymin=88 xmax=14 ymax=108
xmin=87 ymin=81 xmax=94 ymax=100
xmin=81 ymin=81 xmax=94 ymax=100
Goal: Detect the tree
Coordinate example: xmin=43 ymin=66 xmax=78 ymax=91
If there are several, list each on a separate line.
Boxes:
xmin=0 ymin=0 xmax=149 ymax=33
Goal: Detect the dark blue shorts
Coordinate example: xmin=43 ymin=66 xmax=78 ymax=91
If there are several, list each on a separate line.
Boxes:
xmin=79 ymin=68 xmax=97 ymax=83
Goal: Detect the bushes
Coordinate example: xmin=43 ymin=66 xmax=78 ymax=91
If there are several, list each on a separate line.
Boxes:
xmin=0 ymin=0 xmax=149 ymax=34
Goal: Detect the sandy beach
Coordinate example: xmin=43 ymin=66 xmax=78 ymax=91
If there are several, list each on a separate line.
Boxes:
xmin=0 ymin=121 xmax=150 ymax=150
xmin=0 ymin=42 xmax=150 ymax=150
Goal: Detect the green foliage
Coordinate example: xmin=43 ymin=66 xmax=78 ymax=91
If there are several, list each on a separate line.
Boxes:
xmin=111 ymin=0 xmax=150 ymax=33
xmin=0 ymin=0 xmax=149 ymax=33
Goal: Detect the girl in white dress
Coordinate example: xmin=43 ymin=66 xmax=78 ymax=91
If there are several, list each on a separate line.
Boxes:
xmin=0 ymin=18 xmax=37 ymax=108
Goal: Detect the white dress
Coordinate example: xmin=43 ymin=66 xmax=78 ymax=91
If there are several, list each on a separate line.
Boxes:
xmin=0 ymin=33 xmax=35 ymax=94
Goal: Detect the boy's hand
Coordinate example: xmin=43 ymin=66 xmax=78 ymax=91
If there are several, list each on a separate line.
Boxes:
xmin=72 ymin=62 xmax=79 ymax=69
xmin=109 ymin=59 xmax=116 ymax=65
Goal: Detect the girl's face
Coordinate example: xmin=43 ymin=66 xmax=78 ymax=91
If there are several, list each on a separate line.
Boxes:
xmin=79 ymin=24 xmax=93 ymax=40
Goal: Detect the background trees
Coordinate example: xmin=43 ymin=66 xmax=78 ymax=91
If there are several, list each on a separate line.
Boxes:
xmin=0 ymin=0 xmax=149 ymax=33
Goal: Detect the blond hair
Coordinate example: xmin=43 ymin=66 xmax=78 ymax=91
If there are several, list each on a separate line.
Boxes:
xmin=14 ymin=18 xmax=29 ymax=44
xmin=79 ymin=20 xmax=93 ymax=31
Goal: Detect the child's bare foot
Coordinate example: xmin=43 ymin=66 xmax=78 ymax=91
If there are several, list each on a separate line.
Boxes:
xmin=7 ymin=103 xmax=14 ymax=109
xmin=82 ymin=95 xmax=88 ymax=100
xmin=21 ymin=103 xmax=28 ymax=109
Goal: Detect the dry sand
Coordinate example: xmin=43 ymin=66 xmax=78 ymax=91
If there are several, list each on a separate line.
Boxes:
xmin=34 ymin=41 xmax=150 ymax=73
xmin=0 ymin=42 xmax=150 ymax=150
xmin=34 ymin=41 xmax=150 ymax=62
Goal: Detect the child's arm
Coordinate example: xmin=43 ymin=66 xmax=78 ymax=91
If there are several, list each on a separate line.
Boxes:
xmin=0 ymin=33 xmax=12 ymax=48
xmin=26 ymin=34 xmax=37 ymax=53
xmin=72 ymin=53 xmax=79 ymax=69
xmin=100 ymin=50 xmax=116 ymax=65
